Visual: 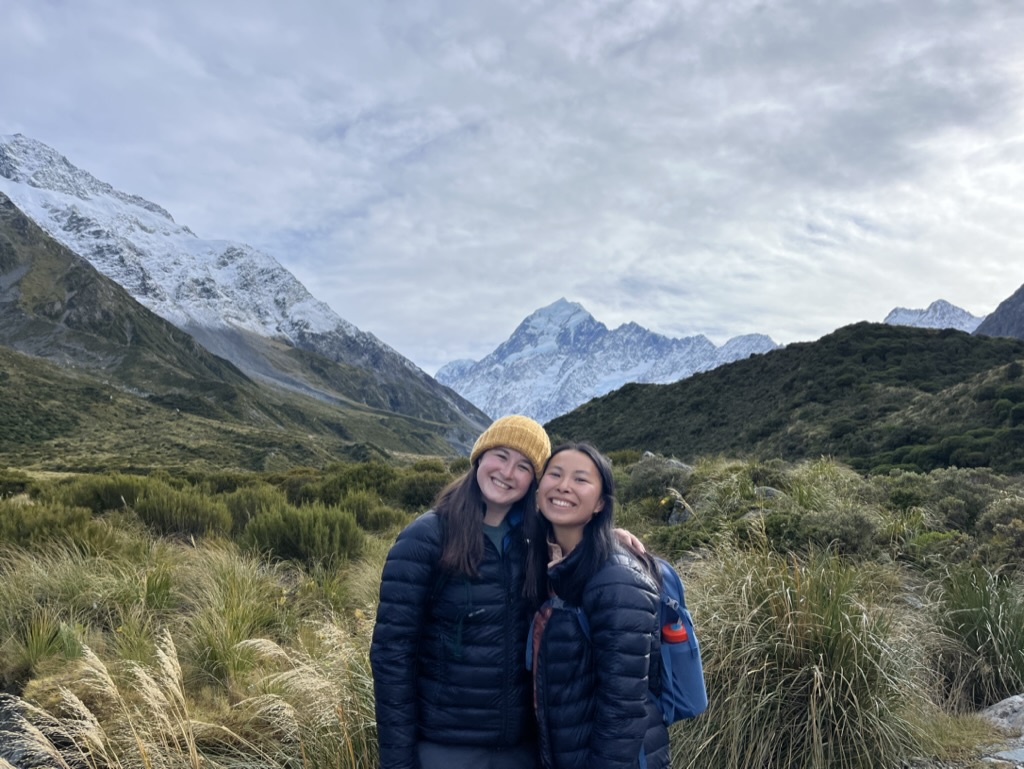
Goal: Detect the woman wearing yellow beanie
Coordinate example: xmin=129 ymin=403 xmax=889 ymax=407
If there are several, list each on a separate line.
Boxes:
xmin=371 ymin=415 xmax=552 ymax=769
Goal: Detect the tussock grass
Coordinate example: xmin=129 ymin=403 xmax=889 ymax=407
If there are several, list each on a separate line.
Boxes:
xmin=0 ymin=633 xmax=273 ymax=769
xmin=672 ymin=542 xmax=937 ymax=769
xmin=931 ymin=564 xmax=1024 ymax=711
xmin=3 ymin=456 xmax=1024 ymax=769
xmin=178 ymin=544 xmax=291 ymax=688
xmin=233 ymin=622 xmax=377 ymax=769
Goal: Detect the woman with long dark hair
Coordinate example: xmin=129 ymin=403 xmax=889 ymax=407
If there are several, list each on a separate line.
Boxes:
xmin=371 ymin=415 xmax=551 ymax=769
xmin=527 ymin=443 xmax=670 ymax=769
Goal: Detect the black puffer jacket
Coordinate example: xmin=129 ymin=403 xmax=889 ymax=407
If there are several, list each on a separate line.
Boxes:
xmin=370 ymin=510 xmax=535 ymax=769
xmin=532 ymin=547 xmax=670 ymax=769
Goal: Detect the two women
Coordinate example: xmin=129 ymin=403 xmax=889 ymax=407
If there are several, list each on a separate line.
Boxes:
xmin=526 ymin=443 xmax=670 ymax=769
xmin=371 ymin=417 xmax=667 ymax=769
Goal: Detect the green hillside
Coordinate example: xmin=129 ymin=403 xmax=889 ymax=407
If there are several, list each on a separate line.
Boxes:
xmin=547 ymin=322 xmax=1024 ymax=474
xmin=0 ymin=344 xmax=465 ymax=472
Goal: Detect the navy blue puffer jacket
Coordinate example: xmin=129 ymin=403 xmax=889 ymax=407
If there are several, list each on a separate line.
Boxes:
xmin=532 ymin=547 xmax=670 ymax=769
xmin=370 ymin=511 xmax=535 ymax=769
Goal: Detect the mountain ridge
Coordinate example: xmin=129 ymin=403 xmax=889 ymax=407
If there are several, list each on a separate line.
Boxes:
xmin=0 ymin=191 xmax=480 ymax=469
xmin=0 ymin=133 xmax=489 ymax=451
xmin=974 ymin=283 xmax=1024 ymax=339
xmin=436 ymin=297 xmax=779 ymax=422
xmin=546 ymin=321 xmax=1024 ymax=475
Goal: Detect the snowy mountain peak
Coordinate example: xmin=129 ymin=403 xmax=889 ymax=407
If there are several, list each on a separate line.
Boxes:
xmin=437 ymin=300 xmax=779 ymax=422
xmin=884 ymin=299 xmax=985 ymax=333
xmin=526 ymin=298 xmax=593 ymax=329
xmin=0 ymin=134 xmax=174 ymax=221
xmin=0 ymin=134 xmax=369 ymax=344
xmin=0 ymin=133 xmax=493 ymax=447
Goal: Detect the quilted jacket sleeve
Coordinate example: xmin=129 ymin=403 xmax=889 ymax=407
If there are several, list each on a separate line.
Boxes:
xmin=583 ymin=560 xmax=660 ymax=768
xmin=370 ymin=512 xmax=443 ymax=769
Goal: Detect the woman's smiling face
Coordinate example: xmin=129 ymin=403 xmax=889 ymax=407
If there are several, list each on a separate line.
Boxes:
xmin=537 ymin=449 xmax=605 ymax=539
xmin=476 ymin=446 xmax=535 ymax=514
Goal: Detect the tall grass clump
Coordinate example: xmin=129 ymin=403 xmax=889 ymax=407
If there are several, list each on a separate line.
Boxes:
xmin=673 ymin=543 xmax=936 ymax=769
xmin=0 ymin=539 xmax=186 ymax=686
xmin=233 ymin=622 xmax=377 ymax=769
xmin=178 ymin=545 xmax=290 ymax=687
xmin=931 ymin=564 xmax=1024 ymax=711
xmin=0 ymin=633 xmax=272 ymax=769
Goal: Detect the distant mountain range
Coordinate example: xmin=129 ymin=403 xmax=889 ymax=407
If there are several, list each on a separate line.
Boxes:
xmin=0 ymin=133 xmax=489 ymax=454
xmin=883 ymin=299 xmax=985 ymax=333
xmin=436 ymin=298 xmax=779 ymax=423
xmin=435 ymin=295 xmax=1000 ymax=423
xmin=4 ymin=132 xmax=1022 ymax=464
xmin=547 ymin=321 xmax=1024 ymax=475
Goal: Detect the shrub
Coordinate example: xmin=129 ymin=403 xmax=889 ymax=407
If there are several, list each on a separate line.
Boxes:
xmin=315 ymin=461 xmax=400 ymax=506
xmin=620 ymin=454 xmax=693 ymax=503
xmin=222 ymin=482 xmax=291 ymax=535
xmin=448 ymin=456 xmax=471 ymax=475
xmin=390 ymin=468 xmax=450 ymax=511
xmin=337 ymin=489 xmax=409 ymax=532
xmin=410 ymin=458 xmax=447 ymax=473
xmin=801 ymin=505 xmax=881 ymax=557
xmin=974 ymin=517 xmax=1024 ymax=571
xmin=244 ymin=502 xmax=364 ymax=567
xmin=44 ymin=472 xmax=150 ymax=513
xmin=134 ymin=482 xmax=232 ymax=538
xmin=0 ymin=499 xmax=93 ymax=547
xmin=975 ymin=495 xmax=1024 ymax=537
xmin=606 ymin=448 xmax=642 ymax=466
xmin=905 ymin=531 xmax=974 ymax=572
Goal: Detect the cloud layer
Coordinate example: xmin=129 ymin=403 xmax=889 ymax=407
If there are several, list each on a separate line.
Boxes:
xmin=4 ymin=0 xmax=1024 ymax=372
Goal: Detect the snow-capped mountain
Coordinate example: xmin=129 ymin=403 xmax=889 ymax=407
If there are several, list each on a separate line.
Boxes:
xmin=436 ymin=298 xmax=779 ymax=423
xmin=0 ymin=133 xmax=488 ymax=445
xmin=883 ymin=299 xmax=985 ymax=333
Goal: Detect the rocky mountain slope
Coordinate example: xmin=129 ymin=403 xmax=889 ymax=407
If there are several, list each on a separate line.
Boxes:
xmin=436 ymin=298 xmax=779 ymax=422
xmin=975 ymin=283 xmax=1024 ymax=340
xmin=0 ymin=134 xmax=488 ymax=451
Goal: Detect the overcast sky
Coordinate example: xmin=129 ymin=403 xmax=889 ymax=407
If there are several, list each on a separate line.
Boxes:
xmin=4 ymin=1 xmax=1024 ymax=374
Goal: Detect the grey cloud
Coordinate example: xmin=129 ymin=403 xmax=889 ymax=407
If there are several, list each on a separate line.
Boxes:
xmin=2 ymin=0 xmax=1024 ymax=373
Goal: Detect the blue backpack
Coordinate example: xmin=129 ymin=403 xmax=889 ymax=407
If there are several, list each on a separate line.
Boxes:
xmin=528 ymin=556 xmax=707 ymax=725
xmin=649 ymin=556 xmax=708 ymax=723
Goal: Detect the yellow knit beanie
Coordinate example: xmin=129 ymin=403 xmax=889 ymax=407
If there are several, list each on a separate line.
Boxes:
xmin=469 ymin=415 xmax=551 ymax=479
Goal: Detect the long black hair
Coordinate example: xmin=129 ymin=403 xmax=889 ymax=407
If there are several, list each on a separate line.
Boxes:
xmin=434 ymin=458 xmax=538 ymax=577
